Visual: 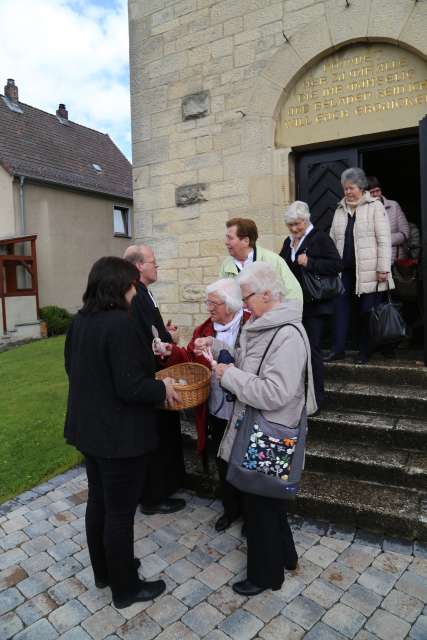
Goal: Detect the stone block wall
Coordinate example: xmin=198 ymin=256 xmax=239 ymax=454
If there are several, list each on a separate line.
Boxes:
xmin=128 ymin=0 xmax=427 ymax=338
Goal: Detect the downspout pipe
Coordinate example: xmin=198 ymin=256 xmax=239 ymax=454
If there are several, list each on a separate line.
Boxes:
xmin=18 ymin=175 xmax=25 ymax=235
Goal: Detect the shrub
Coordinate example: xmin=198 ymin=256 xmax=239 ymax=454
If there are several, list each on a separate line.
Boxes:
xmin=39 ymin=306 xmax=73 ymax=336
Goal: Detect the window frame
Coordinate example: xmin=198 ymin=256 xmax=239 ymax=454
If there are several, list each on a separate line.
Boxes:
xmin=113 ymin=205 xmax=132 ymax=238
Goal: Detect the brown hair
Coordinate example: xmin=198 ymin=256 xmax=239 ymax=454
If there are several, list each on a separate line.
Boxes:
xmin=367 ymin=175 xmax=381 ymax=190
xmin=226 ymin=218 xmax=258 ymax=248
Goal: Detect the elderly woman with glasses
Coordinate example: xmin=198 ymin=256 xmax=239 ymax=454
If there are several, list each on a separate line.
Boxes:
xmin=158 ymin=278 xmax=250 ymax=533
xmin=195 ymin=262 xmax=316 ymax=596
xmin=279 ymin=201 xmax=342 ymax=410
xmin=327 ymin=167 xmax=393 ymax=364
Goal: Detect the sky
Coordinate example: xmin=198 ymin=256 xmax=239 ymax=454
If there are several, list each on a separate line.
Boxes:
xmin=0 ymin=0 xmax=132 ymax=160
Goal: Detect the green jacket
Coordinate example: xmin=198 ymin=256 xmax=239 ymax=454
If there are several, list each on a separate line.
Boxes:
xmin=219 ymin=244 xmax=303 ymax=302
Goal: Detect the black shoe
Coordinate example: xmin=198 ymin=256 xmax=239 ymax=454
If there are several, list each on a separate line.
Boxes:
xmin=113 ymin=579 xmax=166 ymax=609
xmin=140 ymin=498 xmax=186 ymax=515
xmin=95 ymin=558 xmax=141 ymax=589
xmin=232 ymin=579 xmax=280 ymax=596
xmin=215 ymin=513 xmax=232 ymax=532
xmin=285 ymin=560 xmax=298 ymax=571
xmin=323 ymin=351 xmax=345 ymax=362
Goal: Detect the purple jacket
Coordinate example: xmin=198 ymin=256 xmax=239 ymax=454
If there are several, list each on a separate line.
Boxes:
xmin=382 ymin=197 xmax=410 ymax=262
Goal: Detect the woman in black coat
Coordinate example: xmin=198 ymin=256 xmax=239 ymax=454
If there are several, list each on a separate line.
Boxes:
xmin=280 ymin=201 xmax=342 ymax=410
xmin=64 ymin=257 xmax=179 ymax=609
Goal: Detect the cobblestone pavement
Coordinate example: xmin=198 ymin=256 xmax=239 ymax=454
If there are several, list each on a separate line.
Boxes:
xmin=1 ymin=467 xmax=426 ymax=640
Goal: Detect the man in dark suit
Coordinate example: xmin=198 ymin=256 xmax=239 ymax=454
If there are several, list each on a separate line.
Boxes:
xmin=124 ymin=244 xmax=186 ymax=514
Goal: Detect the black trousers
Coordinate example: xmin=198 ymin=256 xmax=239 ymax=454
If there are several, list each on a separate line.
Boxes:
xmin=209 ymin=414 xmax=242 ymax=520
xmin=141 ymin=411 xmax=185 ymax=507
xmin=85 ymin=454 xmax=144 ymax=600
xmin=303 ymin=314 xmax=327 ymax=408
xmin=243 ymin=492 xmax=297 ymax=589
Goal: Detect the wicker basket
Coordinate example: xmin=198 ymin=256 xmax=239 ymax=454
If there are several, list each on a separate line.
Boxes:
xmin=155 ymin=363 xmax=211 ymax=411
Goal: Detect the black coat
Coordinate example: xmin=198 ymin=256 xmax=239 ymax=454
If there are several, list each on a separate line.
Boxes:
xmin=280 ymin=228 xmax=342 ymax=317
xmin=132 ymin=282 xmax=172 ymax=346
xmin=64 ymin=309 xmax=166 ymax=458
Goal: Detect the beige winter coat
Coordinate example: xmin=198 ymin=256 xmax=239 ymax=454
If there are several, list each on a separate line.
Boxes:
xmin=213 ymin=300 xmax=317 ymax=463
xmin=330 ymin=191 xmax=394 ymax=295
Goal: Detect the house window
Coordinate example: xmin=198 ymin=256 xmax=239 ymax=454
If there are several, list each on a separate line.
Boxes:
xmin=113 ymin=206 xmax=131 ymax=237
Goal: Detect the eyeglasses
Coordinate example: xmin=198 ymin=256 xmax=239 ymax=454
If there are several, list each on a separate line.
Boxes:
xmin=242 ymin=292 xmax=256 ymax=304
xmin=205 ymin=299 xmax=225 ymax=308
xmin=144 ymin=260 xmax=159 ymax=267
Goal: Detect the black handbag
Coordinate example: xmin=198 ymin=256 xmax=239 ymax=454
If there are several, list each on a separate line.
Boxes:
xmin=369 ymin=287 xmax=406 ymax=348
xmin=300 ymin=269 xmax=345 ymax=303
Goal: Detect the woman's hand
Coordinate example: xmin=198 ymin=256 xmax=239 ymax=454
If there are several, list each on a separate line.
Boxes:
xmin=194 ymin=336 xmax=213 ymax=354
xmin=166 ymin=320 xmax=179 ymax=344
xmin=377 ymin=271 xmax=388 ymax=282
xmin=297 ymin=254 xmax=308 ymax=267
xmin=215 ymin=363 xmax=233 ymax=381
xmin=153 ymin=339 xmax=172 ymax=358
xmin=162 ymin=377 xmax=181 ymax=408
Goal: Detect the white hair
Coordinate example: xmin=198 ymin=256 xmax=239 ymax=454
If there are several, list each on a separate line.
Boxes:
xmin=341 ymin=167 xmax=368 ymax=190
xmin=206 ymin=278 xmax=242 ymax=313
xmin=284 ymin=201 xmax=311 ymax=224
xmin=237 ymin=262 xmax=284 ymax=300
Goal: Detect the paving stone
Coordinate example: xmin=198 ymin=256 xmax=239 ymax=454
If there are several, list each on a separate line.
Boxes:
xmin=218 ymin=608 xmax=263 ymax=640
xmin=259 ymin=615 xmax=305 ymax=639
xmin=198 ymin=563 xmax=233 ymax=589
xmin=48 ymin=557 xmax=83 ymax=581
xmin=382 ymin=588 xmax=424 ymax=623
xmin=0 ymin=610 xmax=24 ymax=639
xmin=155 ymin=621 xmax=200 ymax=640
xmin=78 ymin=586 xmax=112 ymax=613
xmin=303 ymin=578 xmax=342 ymax=609
xmin=156 ymin=542 xmax=188 ymax=564
xmin=301 ymin=519 xmax=329 ymax=536
xmin=326 ymin=526 xmax=355 ymax=543
xmin=13 ymin=618 xmax=59 ymax=640
xmin=111 ymin=597 xmax=150 ymax=620
xmin=409 ymin=557 xmax=427 ymax=578
xmin=82 ymin=606 xmax=125 ymax=640
xmin=151 ymin=524 xmax=182 ymax=546
xmin=48 ymin=540 xmax=81 ymax=561
xmin=48 ymin=577 xmax=86 ymax=605
xmin=73 ymin=548 xmax=91 ymax=567
xmin=358 ymin=567 xmax=397 ymax=596
xmin=365 ymin=609 xmax=411 ymax=640
xmin=165 ymin=558 xmax=200 ymax=584
xmin=219 ymin=549 xmax=247 ymax=573
xmin=204 ymin=631 xmax=231 ymax=640
xmin=292 ymin=557 xmax=323 ymax=585
xmin=179 ymin=530 xmax=211 ymax=550
xmin=274 ymin=576 xmax=305 ymax=603
xmin=410 ymin=614 xmax=427 ymax=640
xmin=0 ymin=548 xmax=27 ymax=570
xmin=24 ymin=521 xmax=54 ymax=537
xmin=21 ymin=550 xmax=56 ymax=574
xmin=382 ymin=538 xmax=413 ymax=557
xmin=0 ymin=586 xmax=24 ymax=615
xmin=117 ymin=612 xmax=162 ymax=640
xmin=207 ymin=585 xmax=246 ymax=615
xmin=134 ymin=538 xmax=160 ymax=559
xmin=15 ymin=592 xmax=58 ymax=626
xmin=208 ymin=533 xmax=240 ymax=555
xmin=338 ymin=544 xmax=378 ymax=573
xmin=242 ymin=590 xmax=284 ymax=622
xmin=0 ymin=530 xmax=29 ymax=551
xmin=322 ymin=602 xmax=366 ymax=638
xmin=173 ymin=578 xmax=213 ymax=608
xmin=319 ymin=537 xmax=351 ymax=554
xmin=17 ymin=570 xmax=56 ymax=598
xmin=74 ymin=566 xmax=94 ymax=590
xmin=304 ymin=544 xmax=338 ymax=569
xmin=48 ymin=598 xmax=90 ymax=633
xmin=21 ymin=535 xmax=52 ymax=556
xmin=187 ymin=547 xmax=221 ymax=569
xmin=49 ymin=511 xmax=77 ymax=527
xmin=353 ymin=631 xmax=378 ymax=640
xmin=48 ymin=525 xmax=78 ymax=545
xmin=371 ymin=552 xmax=410 ymax=576
xmin=303 ymin=621 xmax=347 ymax=639
xmin=282 ymin=595 xmax=325 ymax=630
xmin=182 ymin=602 xmax=225 ymax=637
xmin=57 ymin=628 xmax=92 ymax=640
xmin=140 ymin=553 xmax=168 ymax=579
xmin=354 ymin=531 xmax=384 ymax=550
xmin=188 ymin=506 xmax=217 ymax=524
xmin=2 ymin=515 xmax=29 ymax=534
xmin=321 ymin=563 xmax=359 ymax=590
xmin=146 ymin=594 xmax=188 ymax=627
xmin=413 ymin=542 xmax=427 ymax=559
xmin=340 ymin=583 xmax=382 ymax=617
xmin=293 ymin=531 xmax=320 ymax=550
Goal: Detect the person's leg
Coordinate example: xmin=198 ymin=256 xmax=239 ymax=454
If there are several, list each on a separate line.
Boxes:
xmin=242 ymin=492 xmax=289 ymax=590
xmin=330 ymin=270 xmax=354 ymax=355
xmin=209 ymin=415 xmax=241 ymax=521
xmin=84 ymin=455 xmax=108 ymax=585
xmin=358 ymin=291 xmax=380 ymax=360
xmin=303 ymin=315 xmax=325 ymax=408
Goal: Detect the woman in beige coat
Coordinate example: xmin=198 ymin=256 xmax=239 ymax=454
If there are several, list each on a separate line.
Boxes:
xmin=195 ymin=262 xmax=316 ymax=596
xmin=326 ymin=167 xmax=393 ymax=364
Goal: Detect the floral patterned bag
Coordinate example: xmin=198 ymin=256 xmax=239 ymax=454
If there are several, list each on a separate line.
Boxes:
xmin=226 ymin=324 xmax=308 ymax=500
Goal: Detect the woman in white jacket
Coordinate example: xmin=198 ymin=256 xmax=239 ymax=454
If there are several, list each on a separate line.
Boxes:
xmin=326 ymin=167 xmax=393 ymax=364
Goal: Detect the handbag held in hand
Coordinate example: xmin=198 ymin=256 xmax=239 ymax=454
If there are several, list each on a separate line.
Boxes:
xmin=369 ymin=287 xmax=406 ymax=349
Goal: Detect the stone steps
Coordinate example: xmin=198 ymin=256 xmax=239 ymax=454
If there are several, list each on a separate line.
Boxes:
xmin=325 ymin=361 xmax=427 ymax=387
xmin=324 ymin=381 xmax=427 ymax=417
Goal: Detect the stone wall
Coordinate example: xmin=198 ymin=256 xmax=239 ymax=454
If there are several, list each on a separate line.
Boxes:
xmin=128 ymin=0 xmax=427 ymax=337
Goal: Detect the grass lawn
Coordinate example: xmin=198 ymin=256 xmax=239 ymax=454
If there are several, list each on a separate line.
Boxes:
xmin=0 ymin=336 xmax=82 ymax=503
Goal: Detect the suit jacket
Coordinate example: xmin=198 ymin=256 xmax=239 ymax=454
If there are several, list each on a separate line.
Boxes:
xmin=64 ymin=309 xmax=166 ymax=458
xmin=280 ymin=228 xmax=342 ymax=317
xmin=132 ymin=282 xmax=172 ymax=346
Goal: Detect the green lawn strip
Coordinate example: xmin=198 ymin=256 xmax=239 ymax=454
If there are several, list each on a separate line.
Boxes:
xmin=0 ymin=336 xmax=82 ymax=504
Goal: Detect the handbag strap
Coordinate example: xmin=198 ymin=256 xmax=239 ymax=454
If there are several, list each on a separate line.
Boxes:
xmin=256 ymin=323 xmax=309 ymax=403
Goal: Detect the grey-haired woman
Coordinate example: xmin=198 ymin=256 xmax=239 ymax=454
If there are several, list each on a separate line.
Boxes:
xmin=326 ymin=167 xmax=393 ymax=364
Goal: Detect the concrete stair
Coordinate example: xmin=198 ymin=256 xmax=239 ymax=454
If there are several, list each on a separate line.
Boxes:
xmin=181 ymin=357 xmax=427 ymax=541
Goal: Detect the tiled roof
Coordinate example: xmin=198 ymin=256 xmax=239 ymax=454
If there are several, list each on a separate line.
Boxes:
xmin=0 ymin=96 xmax=132 ymax=200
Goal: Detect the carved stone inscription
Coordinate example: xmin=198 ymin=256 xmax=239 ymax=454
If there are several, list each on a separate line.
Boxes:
xmin=276 ymin=44 xmax=427 ymax=147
